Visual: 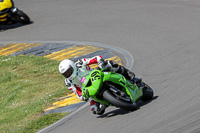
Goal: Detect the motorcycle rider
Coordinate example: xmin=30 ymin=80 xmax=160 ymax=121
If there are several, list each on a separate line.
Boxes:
xmin=59 ymin=55 xmax=140 ymax=115
xmin=0 ymin=0 xmax=30 ymax=25
xmin=0 ymin=0 xmax=15 ymax=25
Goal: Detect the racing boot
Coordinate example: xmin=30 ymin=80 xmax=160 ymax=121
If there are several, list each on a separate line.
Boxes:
xmin=117 ymin=65 xmax=142 ymax=85
xmin=98 ymin=59 xmax=141 ymax=84
xmin=90 ymin=99 xmax=107 ymax=115
xmin=96 ymin=103 xmax=107 ymax=115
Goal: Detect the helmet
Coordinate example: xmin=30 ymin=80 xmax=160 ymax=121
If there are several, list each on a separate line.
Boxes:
xmin=59 ymin=59 xmax=77 ymax=79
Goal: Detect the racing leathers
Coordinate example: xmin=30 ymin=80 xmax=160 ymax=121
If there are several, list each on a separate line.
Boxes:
xmin=64 ymin=55 xmax=136 ymax=114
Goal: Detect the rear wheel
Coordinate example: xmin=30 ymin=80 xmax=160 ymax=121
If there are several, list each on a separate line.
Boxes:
xmin=141 ymin=83 xmax=154 ymax=101
xmin=103 ymin=90 xmax=137 ymax=111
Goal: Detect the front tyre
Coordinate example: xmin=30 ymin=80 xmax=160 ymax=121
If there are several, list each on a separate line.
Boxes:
xmin=103 ymin=90 xmax=137 ymax=111
xmin=141 ymin=83 xmax=154 ymax=101
xmin=16 ymin=9 xmax=31 ymax=24
xmin=10 ymin=8 xmax=31 ymax=24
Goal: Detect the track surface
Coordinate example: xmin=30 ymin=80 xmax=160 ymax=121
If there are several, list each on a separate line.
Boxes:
xmin=1 ymin=0 xmax=200 ymax=133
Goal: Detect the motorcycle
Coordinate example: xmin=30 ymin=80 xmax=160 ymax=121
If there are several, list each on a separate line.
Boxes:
xmin=81 ymin=68 xmax=154 ymax=115
xmin=0 ymin=0 xmax=30 ymax=25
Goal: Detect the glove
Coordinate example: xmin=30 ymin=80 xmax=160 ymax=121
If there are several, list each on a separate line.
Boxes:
xmin=75 ymin=59 xmax=83 ymax=68
xmin=82 ymin=88 xmax=89 ymax=100
xmin=98 ymin=59 xmax=106 ymax=69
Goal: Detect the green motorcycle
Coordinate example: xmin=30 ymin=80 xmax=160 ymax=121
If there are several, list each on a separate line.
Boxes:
xmin=81 ymin=69 xmax=154 ymax=114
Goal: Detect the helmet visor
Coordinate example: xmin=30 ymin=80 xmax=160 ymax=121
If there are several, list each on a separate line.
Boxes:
xmin=62 ymin=65 xmax=74 ymax=78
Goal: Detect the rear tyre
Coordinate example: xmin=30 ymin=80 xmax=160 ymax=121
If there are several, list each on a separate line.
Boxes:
xmin=103 ymin=90 xmax=137 ymax=111
xmin=141 ymin=83 xmax=154 ymax=101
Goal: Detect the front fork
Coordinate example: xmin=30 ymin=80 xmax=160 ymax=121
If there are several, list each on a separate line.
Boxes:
xmin=10 ymin=7 xmax=18 ymax=13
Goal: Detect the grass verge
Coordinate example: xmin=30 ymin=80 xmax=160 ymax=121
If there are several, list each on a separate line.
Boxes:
xmin=0 ymin=55 xmax=70 ymax=133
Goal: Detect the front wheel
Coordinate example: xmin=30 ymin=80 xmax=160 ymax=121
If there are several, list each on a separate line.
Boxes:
xmin=103 ymin=90 xmax=138 ymax=111
xmin=10 ymin=9 xmax=31 ymax=24
xmin=16 ymin=9 xmax=30 ymax=24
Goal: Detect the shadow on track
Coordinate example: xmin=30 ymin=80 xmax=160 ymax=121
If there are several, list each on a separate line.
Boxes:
xmin=97 ymin=96 xmax=159 ymax=118
xmin=0 ymin=21 xmax=33 ymax=32
xmin=97 ymin=108 xmax=130 ymax=118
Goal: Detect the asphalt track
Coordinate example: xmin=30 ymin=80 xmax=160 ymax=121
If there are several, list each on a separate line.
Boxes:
xmin=1 ymin=0 xmax=200 ymax=133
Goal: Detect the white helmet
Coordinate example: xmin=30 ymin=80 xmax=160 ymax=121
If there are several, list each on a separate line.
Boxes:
xmin=59 ymin=59 xmax=77 ymax=79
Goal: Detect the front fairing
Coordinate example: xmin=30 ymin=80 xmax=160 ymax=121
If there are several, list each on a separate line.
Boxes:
xmin=0 ymin=13 xmax=7 ymax=22
xmin=82 ymin=69 xmax=103 ymax=99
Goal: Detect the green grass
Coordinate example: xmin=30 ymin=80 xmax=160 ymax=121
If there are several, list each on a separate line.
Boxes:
xmin=0 ymin=55 xmax=70 ymax=133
